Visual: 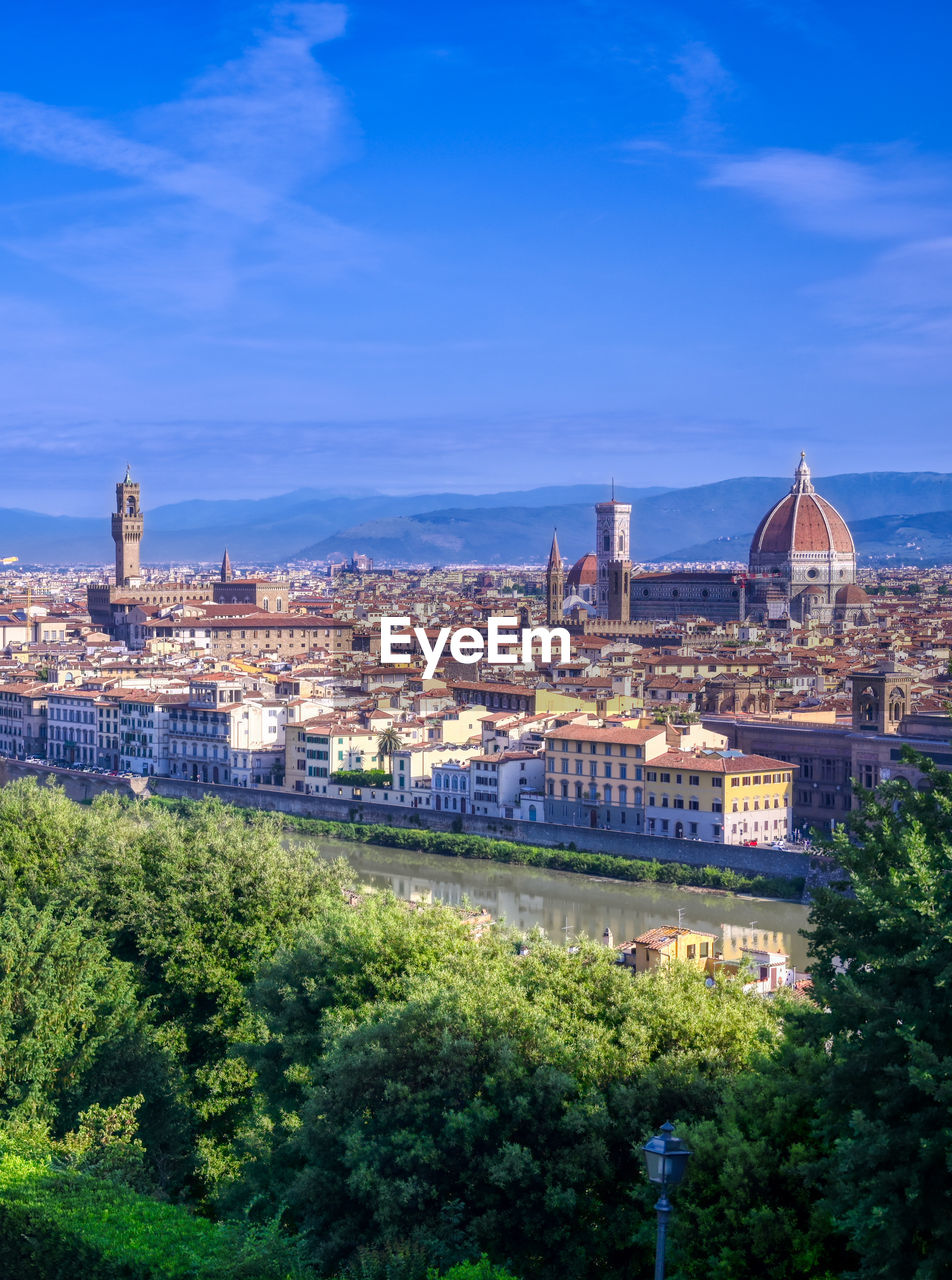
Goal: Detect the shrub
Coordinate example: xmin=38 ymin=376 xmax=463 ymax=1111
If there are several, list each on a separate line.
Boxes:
xmin=0 ymin=1149 xmax=306 ymax=1279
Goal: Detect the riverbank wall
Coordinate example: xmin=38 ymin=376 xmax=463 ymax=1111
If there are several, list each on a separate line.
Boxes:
xmin=0 ymin=760 xmax=813 ymax=882
xmin=144 ymin=776 xmax=812 ymax=881
xmin=0 ymin=759 xmax=149 ymax=803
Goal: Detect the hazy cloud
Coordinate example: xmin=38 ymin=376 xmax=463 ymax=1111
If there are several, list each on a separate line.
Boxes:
xmin=0 ymin=3 xmax=364 ymax=313
xmin=669 ymin=41 xmax=734 ymax=142
xmin=707 ymin=148 xmax=952 ymax=240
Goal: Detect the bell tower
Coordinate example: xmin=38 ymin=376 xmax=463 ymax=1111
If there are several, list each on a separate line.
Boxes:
xmin=545 ymin=529 xmax=565 ymax=626
xmin=595 ymin=484 xmax=632 ymax=618
xmin=112 ymin=464 xmax=143 ymax=586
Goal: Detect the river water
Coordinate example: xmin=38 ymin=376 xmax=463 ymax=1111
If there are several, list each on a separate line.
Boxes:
xmin=294 ymin=834 xmax=813 ymax=972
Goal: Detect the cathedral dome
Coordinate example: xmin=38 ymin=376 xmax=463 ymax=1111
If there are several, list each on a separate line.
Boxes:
xmin=750 ymin=454 xmax=854 ymax=559
xmin=566 ymin=553 xmax=597 ymax=589
xmin=835 ymin=583 xmax=870 ymax=605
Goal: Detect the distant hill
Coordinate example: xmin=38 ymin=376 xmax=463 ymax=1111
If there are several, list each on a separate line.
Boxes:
xmin=294 ymin=472 xmax=952 ymax=565
xmin=0 ymin=485 xmax=667 ymax=565
xmin=661 ymin=509 xmax=952 ymax=565
xmin=7 ymin=473 xmax=952 ymax=566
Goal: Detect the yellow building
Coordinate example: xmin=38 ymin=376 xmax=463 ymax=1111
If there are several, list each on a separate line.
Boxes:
xmin=618 ymin=925 xmax=720 ymax=974
xmin=644 ymin=749 xmax=796 ymax=845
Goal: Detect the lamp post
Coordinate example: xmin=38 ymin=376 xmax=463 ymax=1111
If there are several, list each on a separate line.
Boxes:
xmin=641 ymin=1121 xmax=692 ymax=1280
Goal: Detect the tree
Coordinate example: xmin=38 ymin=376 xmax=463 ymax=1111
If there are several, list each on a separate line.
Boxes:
xmin=805 ymin=750 xmax=952 ymax=1278
xmin=0 ymin=897 xmax=137 ymax=1124
xmin=236 ymin=919 xmax=781 ymax=1280
xmin=377 ymin=726 xmax=404 ymax=773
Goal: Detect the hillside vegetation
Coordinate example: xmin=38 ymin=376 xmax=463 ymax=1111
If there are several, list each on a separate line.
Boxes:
xmin=0 ymin=774 xmax=948 ymax=1278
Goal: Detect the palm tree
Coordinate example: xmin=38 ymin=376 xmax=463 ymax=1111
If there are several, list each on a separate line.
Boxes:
xmin=377 ymin=726 xmax=404 ymax=778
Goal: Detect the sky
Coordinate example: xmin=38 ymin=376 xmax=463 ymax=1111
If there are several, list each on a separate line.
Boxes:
xmin=2 ymin=0 xmax=952 ymax=514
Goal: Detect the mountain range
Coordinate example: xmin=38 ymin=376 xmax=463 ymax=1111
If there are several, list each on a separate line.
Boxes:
xmin=6 ymin=474 xmax=952 ymax=567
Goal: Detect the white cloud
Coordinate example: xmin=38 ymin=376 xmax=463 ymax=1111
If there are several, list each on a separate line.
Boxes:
xmin=669 ymin=41 xmax=733 ymax=142
xmin=706 ymin=148 xmax=952 ymax=240
xmin=0 ymin=3 xmax=364 ymax=314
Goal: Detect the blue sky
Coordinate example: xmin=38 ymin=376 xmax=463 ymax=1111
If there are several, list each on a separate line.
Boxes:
xmin=2 ymin=0 xmax=952 ymax=513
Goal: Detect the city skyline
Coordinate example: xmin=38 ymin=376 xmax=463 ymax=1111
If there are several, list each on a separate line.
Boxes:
xmin=3 ymin=1 xmax=952 ymax=512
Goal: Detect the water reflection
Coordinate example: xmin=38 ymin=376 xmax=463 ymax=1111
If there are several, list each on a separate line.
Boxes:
xmin=295 ymin=835 xmax=813 ymax=971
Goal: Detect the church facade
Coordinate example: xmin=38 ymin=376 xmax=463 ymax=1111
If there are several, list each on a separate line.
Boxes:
xmin=547 ymin=455 xmax=872 ymax=628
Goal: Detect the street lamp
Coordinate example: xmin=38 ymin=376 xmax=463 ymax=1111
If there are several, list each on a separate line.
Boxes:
xmin=641 ymin=1121 xmax=692 ymax=1280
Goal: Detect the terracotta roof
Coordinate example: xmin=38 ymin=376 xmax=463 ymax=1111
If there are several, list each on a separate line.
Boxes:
xmin=546 ymin=725 xmax=665 ymax=745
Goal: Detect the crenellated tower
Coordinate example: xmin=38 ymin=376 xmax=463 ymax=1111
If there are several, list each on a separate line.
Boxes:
xmin=111 ymin=464 xmax=143 ymax=586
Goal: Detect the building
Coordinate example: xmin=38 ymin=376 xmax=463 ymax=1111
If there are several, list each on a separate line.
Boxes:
xmin=0 ymin=681 xmax=48 ymax=758
xmin=47 ymin=688 xmax=103 ymax=767
xmin=545 ymin=531 xmax=565 ymax=626
xmin=643 ymin=749 xmax=795 ymax=845
xmin=465 ymin=750 xmax=544 ymax=818
xmin=617 ymin=925 xmax=719 ymax=973
xmin=116 ymin=690 xmax=186 ymax=776
xmin=707 ymin=660 xmax=949 ymax=835
xmin=547 ymin=454 xmax=872 ymax=628
xmin=544 ymin=724 xmax=669 ymax=830
xmin=747 ymin=453 xmax=871 ymax=626
xmin=595 ymin=493 xmax=633 ymax=620
xmin=89 ymin=467 xmax=293 ymax=631
xmin=112 ymin=465 xmax=143 ymax=587
xmin=167 ymin=675 xmax=286 ymax=786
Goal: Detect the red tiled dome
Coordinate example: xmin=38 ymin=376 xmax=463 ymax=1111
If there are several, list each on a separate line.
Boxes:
xmin=566 ymin=552 xmax=597 ymax=588
xmin=750 ymin=455 xmax=854 ymax=557
xmin=835 ymin=583 xmax=870 ymax=605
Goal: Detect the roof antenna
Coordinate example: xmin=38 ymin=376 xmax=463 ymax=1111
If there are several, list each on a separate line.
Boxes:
xmin=611 ymin=476 xmax=615 ymax=501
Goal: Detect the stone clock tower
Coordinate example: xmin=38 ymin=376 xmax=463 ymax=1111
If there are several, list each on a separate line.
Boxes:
xmin=112 ymin=465 xmax=143 ymax=586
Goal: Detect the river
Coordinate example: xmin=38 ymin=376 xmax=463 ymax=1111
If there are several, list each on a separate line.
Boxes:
xmin=293 ymin=834 xmax=813 ymax=972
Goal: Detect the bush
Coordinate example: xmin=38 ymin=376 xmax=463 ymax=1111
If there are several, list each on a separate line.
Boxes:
xmin=0 ymin=1149 xmax=306 ymax=1279
xmin=331 ymin=770 xmax=393 ymax=787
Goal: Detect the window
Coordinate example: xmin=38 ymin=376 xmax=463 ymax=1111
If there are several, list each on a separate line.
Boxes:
xmin=700 ymin=941 xmax=709 ymax=958
xmin=660 ymin=772 xmax=670 ymax=782
xmin=646 ymin=771 xmax=657 ymax=782
xmin=686 ymin=944 xmax=697 ymax=960
xmin=712 ymin=801 xmax=723 ymax=813
xmin=689 ymin=774 xmax=699 ymax=786
xmin=689 ymin=798 xmax=699 ymax=810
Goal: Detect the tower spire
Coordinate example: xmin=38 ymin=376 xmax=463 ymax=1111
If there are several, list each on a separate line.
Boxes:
xmin=545 ymin=528 xmax=565 ymax=626
xmin=220 ymin=547 xmax=233 ymax=583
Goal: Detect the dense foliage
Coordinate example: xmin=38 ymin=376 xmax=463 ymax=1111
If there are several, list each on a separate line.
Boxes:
xmin=330 ymin=770 xmax=394 ymax=787
xmin=0 ymin=766 xmax=949 ymax=1278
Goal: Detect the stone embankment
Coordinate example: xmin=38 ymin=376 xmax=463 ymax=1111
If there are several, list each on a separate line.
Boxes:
xmin=0 ymin=761 xmax=816 ymax=886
